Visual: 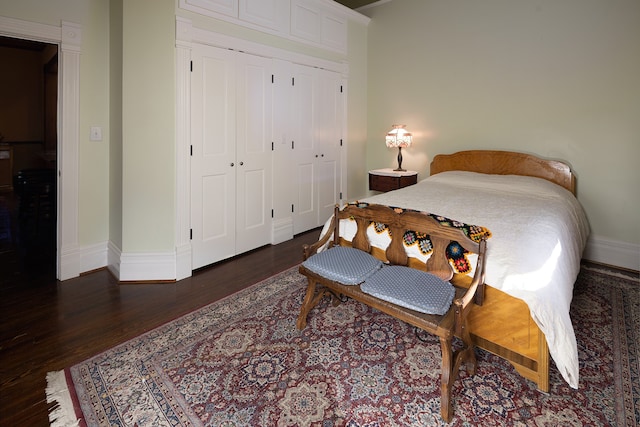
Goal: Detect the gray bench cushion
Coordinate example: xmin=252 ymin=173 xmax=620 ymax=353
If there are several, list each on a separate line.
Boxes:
xmin=361 ymin=265 xmax=455 ymax=315
xmin=302 ymin=246 xmax=383 ymax=285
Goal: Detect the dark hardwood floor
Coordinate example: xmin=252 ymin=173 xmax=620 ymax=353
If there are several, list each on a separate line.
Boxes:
xmin=0 ymin=225 xmax=320 ymax=426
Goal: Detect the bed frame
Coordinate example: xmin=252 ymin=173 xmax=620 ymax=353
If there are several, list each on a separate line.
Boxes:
xmin=429 ymin=150 xmax=577 ymax=392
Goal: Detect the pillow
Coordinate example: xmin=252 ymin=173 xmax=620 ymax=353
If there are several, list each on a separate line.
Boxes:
xmin=302 ymin=246 xmax=383 ymax=285
xmin=361 ymin=265 xmax=455 ymax=315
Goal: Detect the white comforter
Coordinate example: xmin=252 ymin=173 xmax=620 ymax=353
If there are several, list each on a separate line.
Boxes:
xmin=331 ymin=171 xmax=589 ymax=388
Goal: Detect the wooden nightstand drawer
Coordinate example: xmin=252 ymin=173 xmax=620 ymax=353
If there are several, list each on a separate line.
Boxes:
xmin=369 ymin=169 xmax=418 ymax=192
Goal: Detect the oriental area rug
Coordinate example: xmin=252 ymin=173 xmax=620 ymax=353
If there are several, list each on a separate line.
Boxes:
xmin=47 ymin=264 xmax=639 ymax=426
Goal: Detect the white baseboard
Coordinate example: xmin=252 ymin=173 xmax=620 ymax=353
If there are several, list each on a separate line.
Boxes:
xmin=583 ymin=235 xmax=639 ymax=271
xmin=58 ymin=240 xmax=113 ymax=280
xmin=117 ymin=250 xmax=177 ymax=282
xmin=272 ymin=218 xmax=294 ymax=245
xmin=175 ymin=243 xmax=192 ymax=281
xmin=79 ymin=241 xmax=108 ymax=273
xmin=107 ymin=241 xmax=181 ymax=282
xmin=64 ymin=241 xmax=182 ymax=282
xmin=107 ymin=241 xmax=122 ymax=279
xmin=59 ymin=243 xmax=82 ymax=281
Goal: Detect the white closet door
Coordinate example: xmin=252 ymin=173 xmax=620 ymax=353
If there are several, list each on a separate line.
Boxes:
xmin=291 ymin=64 xmax=317 ymax=234
xmin=291 ymin=65 xmax=342 ymax=234
xmin=235 ymin=53 xmax=273 ymax=254
xmin=315 ymin=69 xmax=342 ymax=225
xmin=191 ymin=44 xmax=237 ymax=269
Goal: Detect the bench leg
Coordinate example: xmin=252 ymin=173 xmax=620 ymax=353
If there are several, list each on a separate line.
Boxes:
xmin=459 ymin=322 xmax=477 ymax=375
xmin=439 ymin=336 xmax=455 ymax=423
xmin=296 ymin=278 xmax=336 ymax=330
xmin=296 ymin=279 xmax=316 ymax=329
xmin=438 ymin=320 xmax=477 ymax=422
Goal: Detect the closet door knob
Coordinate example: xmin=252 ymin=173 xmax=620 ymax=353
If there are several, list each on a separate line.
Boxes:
xmin=240 ymin=161 xmax=244 ymax=166
xmin=230 ymin=162 xmax=234 ymax=167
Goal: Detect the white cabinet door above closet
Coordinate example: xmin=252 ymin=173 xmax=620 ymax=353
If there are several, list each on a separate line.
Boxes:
xmin=240 ymin=0 xmax=289 ymax=34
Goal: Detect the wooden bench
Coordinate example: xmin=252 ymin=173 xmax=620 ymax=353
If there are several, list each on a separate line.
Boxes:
xmin=296 ymin=203 xmax=487 ymax=422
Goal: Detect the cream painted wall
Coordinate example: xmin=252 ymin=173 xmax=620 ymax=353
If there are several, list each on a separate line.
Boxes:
xmin=345 ymin=19 xmax=369 ymax=201
xmin=363 ymin=0 xmax=640 ymax=257
xmin=110 ymin=0 xmax=124 ymax=250
xmin=121 ymin=0 xmax=176 ymax=252
xmin=78 ymin=0 xmax=110 ymax=247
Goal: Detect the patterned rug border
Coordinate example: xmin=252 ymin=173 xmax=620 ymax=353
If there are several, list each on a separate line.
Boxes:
xmin=47 ymin=263 xmax=639 ymax=426
xmin=579 ymin=264 xmax=639 ymax=427
xmin=580 ymin=262 xmax=640 ymax=281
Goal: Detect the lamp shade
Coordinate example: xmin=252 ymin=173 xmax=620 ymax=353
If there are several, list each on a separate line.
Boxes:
xmin=385 ymin=124 xmax=412 ymax=148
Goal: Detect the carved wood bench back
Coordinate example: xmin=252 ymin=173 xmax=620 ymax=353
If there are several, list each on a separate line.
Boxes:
xmin=331 ymin=203 xmax=482 ymax=282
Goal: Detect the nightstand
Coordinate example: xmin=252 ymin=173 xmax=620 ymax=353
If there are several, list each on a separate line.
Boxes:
xmin=369 ymin=169 xmax=418 ymax=192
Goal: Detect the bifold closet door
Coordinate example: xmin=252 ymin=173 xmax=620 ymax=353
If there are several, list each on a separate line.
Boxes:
xmin=190 ymin=44 xmax=272 ymax=269
xmin=291 ymin=66 xmax=342 ymax=234
xmin=291 ymin=64 xmax=316 ymax=234
xmin=315 ymin=69 xmax=342 ymax=226
xmin=234 ymin=52 xmax=273 ymax=255
xmin=191 ymin=44 xmax=237 ymax=269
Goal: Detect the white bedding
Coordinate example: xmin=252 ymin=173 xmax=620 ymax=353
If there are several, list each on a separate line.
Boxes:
xmin=325 ymin=171 xmax=589 ymax=388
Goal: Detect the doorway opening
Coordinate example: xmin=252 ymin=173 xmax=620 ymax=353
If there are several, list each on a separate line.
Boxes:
xmin=0 ymin=35 xmax=58 ymax=288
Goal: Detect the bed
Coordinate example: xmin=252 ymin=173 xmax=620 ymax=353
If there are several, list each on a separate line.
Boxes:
xmin=323 ymin=150 xmax=589 ymax=391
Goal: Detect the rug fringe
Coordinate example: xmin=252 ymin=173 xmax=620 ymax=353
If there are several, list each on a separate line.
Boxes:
xmin=46 ymin=371 xmax=80 ymax=427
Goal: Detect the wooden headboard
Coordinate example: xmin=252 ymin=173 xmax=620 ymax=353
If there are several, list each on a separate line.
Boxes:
xmin=430 ymin=150 xmax=576 ymax=195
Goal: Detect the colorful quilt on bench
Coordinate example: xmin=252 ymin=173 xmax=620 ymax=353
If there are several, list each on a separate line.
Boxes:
xmin=347 ymin=202 xmax=492 ymax=274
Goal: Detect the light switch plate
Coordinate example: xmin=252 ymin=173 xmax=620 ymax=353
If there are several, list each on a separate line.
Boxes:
xmin=90 ymin=126 xmax=103 ymax=141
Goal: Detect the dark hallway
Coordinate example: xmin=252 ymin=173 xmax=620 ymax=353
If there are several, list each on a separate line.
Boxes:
xmin=0 ymin=170 xmax=57 ymax=290
xmin=0 ymin=36 xmax=58 ymax=289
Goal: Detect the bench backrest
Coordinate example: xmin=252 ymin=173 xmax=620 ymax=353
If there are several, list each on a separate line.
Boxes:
xmin=330 ymin=203 xmax=484 ymax=282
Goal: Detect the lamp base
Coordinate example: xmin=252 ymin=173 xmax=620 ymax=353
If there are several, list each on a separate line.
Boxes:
xmin=395 ymin=147 xmax=405 ymax=172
